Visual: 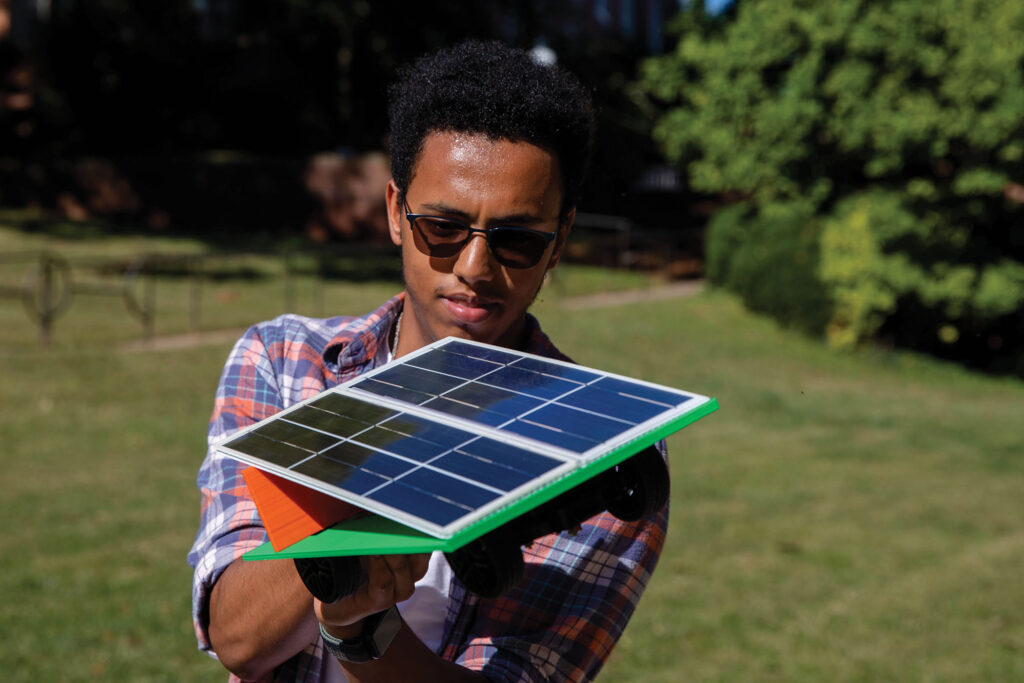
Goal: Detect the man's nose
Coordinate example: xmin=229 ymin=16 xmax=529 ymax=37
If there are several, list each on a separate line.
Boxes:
xmin=453 ymin=233 xmax=497 ymax=283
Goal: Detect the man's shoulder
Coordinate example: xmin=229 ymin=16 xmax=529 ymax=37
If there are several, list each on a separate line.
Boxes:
xmin=523 ymin=312 xmax=572 ymax=363
xmin=243 ymin=293 xmax=403 ymax=362
xmin=246 ymin=311 xmax=351 ymax=356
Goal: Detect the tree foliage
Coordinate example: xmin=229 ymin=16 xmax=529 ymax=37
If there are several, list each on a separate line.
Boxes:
xmin=643 ymin=0 xmax=1024 ymax=373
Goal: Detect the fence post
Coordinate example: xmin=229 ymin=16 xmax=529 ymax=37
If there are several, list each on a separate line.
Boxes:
xmin=21 ymin=252 xmax=72 ymax=347
xmin=189 ymin=255 xmax=203 ymax=334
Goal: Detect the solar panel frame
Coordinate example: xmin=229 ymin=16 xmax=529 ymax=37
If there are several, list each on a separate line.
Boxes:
xmin=215 ymin=336 xmax=717 ymax=551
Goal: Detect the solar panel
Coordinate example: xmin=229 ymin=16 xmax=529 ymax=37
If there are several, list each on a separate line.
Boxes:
xmin=216 ymin=337 xmax=717 ymax=550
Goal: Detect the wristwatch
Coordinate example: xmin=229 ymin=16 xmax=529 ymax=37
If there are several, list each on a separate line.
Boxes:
xmin=318 ymin=606 xmax=402 ymax=663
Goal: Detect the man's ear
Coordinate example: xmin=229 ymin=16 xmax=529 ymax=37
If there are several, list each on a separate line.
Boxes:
xmin=385 ymin=179 xmax=404 ymax=247
xmin=547 ymin=207 xmax=575 ymax=271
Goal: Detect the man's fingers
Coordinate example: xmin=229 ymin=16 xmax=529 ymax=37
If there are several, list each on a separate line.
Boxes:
xmin=408 ymin=553 xmax=430 ymax=582
xmin=381 ymin=553 xmax=430 ymax=602
xmin=317 ymin=553 xmax=431 ymax=628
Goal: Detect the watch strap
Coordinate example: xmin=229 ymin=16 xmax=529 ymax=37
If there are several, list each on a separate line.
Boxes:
xmin=319 ymin=606 xmax=402 ymax=663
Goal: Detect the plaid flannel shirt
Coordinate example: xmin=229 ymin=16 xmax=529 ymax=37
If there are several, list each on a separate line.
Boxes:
xmin=188 ymin=293 xmax=668 ymax=682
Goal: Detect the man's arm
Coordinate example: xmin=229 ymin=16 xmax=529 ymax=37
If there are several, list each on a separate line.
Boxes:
xmin=208 ymin=558 xmax=318 ymax=680
xmin=189 ymin=323 xmax=320 ymax=678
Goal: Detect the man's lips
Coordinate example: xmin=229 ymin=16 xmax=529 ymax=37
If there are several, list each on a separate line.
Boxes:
xmin=442 ymin=294 xmax=499 ymax=324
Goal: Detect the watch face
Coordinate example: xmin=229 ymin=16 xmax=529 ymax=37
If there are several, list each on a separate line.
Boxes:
xmin=369 ymin=606 xmax=402 ymax=658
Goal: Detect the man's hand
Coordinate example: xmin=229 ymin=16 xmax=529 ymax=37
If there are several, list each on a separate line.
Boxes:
xmin=315 ymin=553 xmax=430 ymax=639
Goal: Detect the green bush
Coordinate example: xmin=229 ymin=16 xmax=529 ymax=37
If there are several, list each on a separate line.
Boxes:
xmin=643 ymin=0 xmax=1024 ymax=367
xmin=706 ymin=199 xmax=831 ymax=334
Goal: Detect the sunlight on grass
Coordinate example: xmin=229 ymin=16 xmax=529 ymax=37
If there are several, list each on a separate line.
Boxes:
xmin=2 ymin=222 xmax=1022 ymax=681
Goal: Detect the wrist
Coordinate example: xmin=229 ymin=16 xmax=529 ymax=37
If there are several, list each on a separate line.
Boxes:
xmin=319 ymin=606 xmax=402 ymax=663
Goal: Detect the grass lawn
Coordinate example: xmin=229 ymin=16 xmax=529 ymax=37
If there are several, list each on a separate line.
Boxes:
xmin=1 ymin=223 xmax=1021 ymax=680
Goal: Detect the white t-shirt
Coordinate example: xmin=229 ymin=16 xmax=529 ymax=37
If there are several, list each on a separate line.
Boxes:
xmin=323 ymin=551 xmax=452 ymax=682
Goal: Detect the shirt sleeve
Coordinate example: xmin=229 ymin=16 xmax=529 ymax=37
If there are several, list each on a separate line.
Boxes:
xmin=187 ymin=325 xmax=286 ymax=655
xmin=451 ymin=446 xmax=670 ymax=682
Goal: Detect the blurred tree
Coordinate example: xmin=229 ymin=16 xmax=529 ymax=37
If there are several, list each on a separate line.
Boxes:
xmin=3 ymin=1 xmax=691 ymax=241
xmin=642 ymin=0 xmax=1024 ymax=375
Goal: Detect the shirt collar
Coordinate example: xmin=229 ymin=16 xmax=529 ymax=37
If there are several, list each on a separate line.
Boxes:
xmin=323 ymin=292 xmax=405 ymax=383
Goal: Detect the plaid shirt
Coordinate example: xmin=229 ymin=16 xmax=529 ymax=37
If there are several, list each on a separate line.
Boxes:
xmin=188 ymin=293 xmax=668 ymax=682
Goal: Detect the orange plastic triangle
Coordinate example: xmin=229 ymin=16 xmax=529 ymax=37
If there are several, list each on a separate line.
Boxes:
xmin=242 ymin=466 xmax=363 ymax=552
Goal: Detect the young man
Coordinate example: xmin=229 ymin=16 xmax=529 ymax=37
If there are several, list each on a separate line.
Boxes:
xmin=189 ymin=41 xmax=668 ymax=682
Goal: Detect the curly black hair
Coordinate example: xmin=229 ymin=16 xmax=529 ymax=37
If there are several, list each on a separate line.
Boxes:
xmin=388 ymin=40 xmax=595 ymax=214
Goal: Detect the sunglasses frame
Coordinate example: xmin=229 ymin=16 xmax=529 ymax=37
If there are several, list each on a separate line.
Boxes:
xmin=402 ymin=198 xmax=558 ymax=269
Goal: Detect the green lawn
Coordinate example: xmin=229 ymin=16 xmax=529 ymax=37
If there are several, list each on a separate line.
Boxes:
xmin=1 ymin=223 xmax=1021 ymax=680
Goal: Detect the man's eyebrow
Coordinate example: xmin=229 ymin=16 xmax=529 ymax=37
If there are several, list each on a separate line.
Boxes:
xmin=418 ymin=202 xmax=548 ymax=225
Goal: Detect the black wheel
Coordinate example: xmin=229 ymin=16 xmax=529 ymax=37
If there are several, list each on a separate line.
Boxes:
xmin=446 ymin=532 xmax=524 ymax=599
xmin=605 ymin=447 xmax=670 ymax=522
xmin=294 ymin=556 xmax=364 ymax=603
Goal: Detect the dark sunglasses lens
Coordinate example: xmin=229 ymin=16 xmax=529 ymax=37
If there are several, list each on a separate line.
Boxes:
xmin=491 ymin=229 xmax=551 ymax=268
xmin=411 ymin=217 xmax=467 ymax=258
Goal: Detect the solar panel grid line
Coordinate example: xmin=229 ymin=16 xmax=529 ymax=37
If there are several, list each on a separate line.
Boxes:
xmin=347 ymin=378 xmax=678 ymax=462
xmin=439 ymin=366 xmax=626 ymax=425
xmin=441 ymin=337 xmax=700 ymax=407
xmin=279 ymin=407 xmax=576 ymax=506
xmin=405 ymin=337 xmax=695 ymax=417
xmin=352 ymin=342 xmax=652 ymax=457
xmin=349 ymin=365 xmax=691 ymax=462
xmin=271 ymin=416 xmax=513 ymax=499
xmin=346 ymin=384 xmax=582 ymax=461
xmin=372 ymin=358 xmax=632 ymax=449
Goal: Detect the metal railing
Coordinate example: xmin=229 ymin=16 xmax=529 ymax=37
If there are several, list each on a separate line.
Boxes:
xmin=0 ymin=246 xmax=400 ymax=347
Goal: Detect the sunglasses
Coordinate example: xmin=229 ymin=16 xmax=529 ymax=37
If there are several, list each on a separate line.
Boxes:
xmin=403 ymin=199 xmax=558 ymax=269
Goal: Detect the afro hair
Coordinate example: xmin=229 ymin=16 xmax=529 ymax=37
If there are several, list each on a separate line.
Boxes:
xmin=387 ymin=40 xmax=595 ymax=214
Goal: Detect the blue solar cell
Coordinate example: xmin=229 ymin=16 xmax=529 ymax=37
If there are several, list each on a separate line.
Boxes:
xmin=444 ymin=382 xmax=544 ymax=417
xmin=353 ymin=426 xmax=450 ymax=462
xmin=311 ymin=440 xmax=374 ymax=469
xmin=482 ymin=365 xmax=580 ymax=400
xmin=225 ymin=432 xmax=312 ymax=467
xmin=332 ymin=468 xmax=390 ymax=495
xmin=522 ymin=403 xmax=630 ymax=442
xmin=257 ymin=420 xmax=341 ymax=453
xmin=285 ymin=405 xmax=368 ymax=436
xmin=323 ymin=444 xmax=413 ymax=480
xmin=296 ymin=458 xmax=389 ymax=495
xmin=407 ymin=348 xmax=503 ymax=380
xmin=431 ymin=451 xmax=534 ymax=491
xmin=421 ymin=396 xmax=509 ymax=427
xmin=290 ymin=454 xmax=349 ymax=481
xmin=454 ymin=437 xmax=562 ymax=477
xmin=442 ymin=340 xmax=520 ymax=365
xmin=380 ymin=414 xmax=470 ymax=450
xmin=510 ymin=356 xmax=600 ymax=384
xmin=500 ymin=419 xmax=597 ymax=453
xmin=554 ymin=384 xmax=668 ymax=424
xmin=367 ymin=481 xmax=468 ymax=526
xmin=591 ymin=376 xmax=690 ymax=408
xmin=399 ymin=468 xmax=500 ymax=510
xmin=361 ymin=364 xmax=465 ymax=398
xmin=310 ymin=393 xmax=399 ymax=425
xmin=356 ymin=378 xmax=435 ymax=405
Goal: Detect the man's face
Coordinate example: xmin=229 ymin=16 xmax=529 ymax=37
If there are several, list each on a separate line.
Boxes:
xmin=386 ymin=131 xmax=571 ymax=355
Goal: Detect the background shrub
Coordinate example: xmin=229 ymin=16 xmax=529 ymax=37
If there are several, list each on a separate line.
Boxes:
xmin=643 ymin=0 xmax=1024 ymax=374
